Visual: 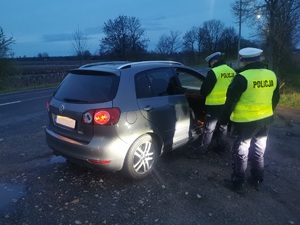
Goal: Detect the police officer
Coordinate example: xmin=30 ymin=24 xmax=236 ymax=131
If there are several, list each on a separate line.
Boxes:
xmin=220 ymin=47 xmax=280 ymax=193
xmin=187 ymin=52 xmax=236 ymax=159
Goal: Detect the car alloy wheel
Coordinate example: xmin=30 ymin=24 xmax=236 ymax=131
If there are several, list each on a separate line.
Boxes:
xmin=123 ymin=134 xmax=157 ymax=180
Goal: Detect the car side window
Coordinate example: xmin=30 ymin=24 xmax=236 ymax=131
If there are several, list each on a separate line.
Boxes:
xmin=176 ymin=68 xmax=204 ymax=91
xmin=135 ymin=68 xmax=183 ymax=99
xmin=135 ymin=73 xmax=153 ymax=99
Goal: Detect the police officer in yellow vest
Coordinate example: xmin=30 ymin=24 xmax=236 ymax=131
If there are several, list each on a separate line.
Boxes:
xmin=220 ymin=47 xmax=280 ymax=194
xmin=187 ymin=52 xmax=236 ymax=159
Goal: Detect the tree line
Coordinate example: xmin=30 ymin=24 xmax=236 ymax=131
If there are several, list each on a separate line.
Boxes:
xmin=70 ymin=16 xmax=257 ymax=66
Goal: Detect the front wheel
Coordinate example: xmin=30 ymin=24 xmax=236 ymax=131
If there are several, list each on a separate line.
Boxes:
xmin=123 ymin=134 xmax=158 ymax=180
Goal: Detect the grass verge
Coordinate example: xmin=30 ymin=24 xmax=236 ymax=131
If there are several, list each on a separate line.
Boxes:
xmin=279 ymin=92 xmax=300 ymax=109
xmin=0 ymin=83 xmax=59 ymax=95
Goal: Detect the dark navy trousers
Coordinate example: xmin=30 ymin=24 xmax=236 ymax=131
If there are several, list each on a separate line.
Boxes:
xmin=231 ymin=122 xmax=269 ymax=184
xmin=200 ymin=109 xmax=227 ymax=150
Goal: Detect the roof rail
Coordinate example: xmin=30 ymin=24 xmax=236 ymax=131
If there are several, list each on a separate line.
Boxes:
xmin=117 ymin=60 xmax=183 ymax=69
xmin=80 ymin=61 xmax=130 ymax=68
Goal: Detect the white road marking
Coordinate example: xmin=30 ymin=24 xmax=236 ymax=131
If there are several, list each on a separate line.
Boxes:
xmin=0 ymin=101 xmax=21 ymax=106
xmin=0 ymin=96 xmax=49 ymax=106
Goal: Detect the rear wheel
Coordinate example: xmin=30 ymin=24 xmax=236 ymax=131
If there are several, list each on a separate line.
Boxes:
xmin=123 ymin=134 xmax=158 ymax=180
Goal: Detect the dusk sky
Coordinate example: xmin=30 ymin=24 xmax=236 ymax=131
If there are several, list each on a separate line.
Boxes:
xmin=1 ymin=0 xmax=251 ymax=57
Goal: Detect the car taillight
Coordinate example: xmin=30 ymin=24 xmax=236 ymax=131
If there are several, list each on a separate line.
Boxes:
xmin=87 ymin=159 xmax=111 ymax=165
xmin=46 ymin=98 xmax=51 ymax=111
xmin=82 ymin=108 xmax=120 ymax=125
xmin=46 ymin=96 xmax=52 ymax=112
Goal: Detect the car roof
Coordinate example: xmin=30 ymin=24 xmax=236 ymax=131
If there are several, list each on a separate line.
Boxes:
xmin=70 ymin=60 xmax=205 ymax=77
xmin=78 ymin=60 xmax=183 ymax=70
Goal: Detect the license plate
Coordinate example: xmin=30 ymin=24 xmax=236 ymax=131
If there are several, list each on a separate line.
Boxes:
xmin=55 ymin=115 xmax=76 ymax=129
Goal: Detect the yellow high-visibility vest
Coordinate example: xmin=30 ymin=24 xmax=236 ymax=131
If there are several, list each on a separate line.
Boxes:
xmin=230 ymin=69 xmax=277 ymax=122
xmin=205 ymin=65 xmax=236 ymax=105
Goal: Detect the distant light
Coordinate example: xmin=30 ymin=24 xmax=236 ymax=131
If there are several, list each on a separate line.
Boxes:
xmin=257 ymin=14 xmax=262 ymax=19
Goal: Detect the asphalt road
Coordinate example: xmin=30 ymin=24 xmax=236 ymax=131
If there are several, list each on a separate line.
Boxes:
xmin=0 ymin=89 xmax=299 ymax=225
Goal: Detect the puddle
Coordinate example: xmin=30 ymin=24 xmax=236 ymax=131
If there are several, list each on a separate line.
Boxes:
xmin=0 ymin=183 xmax=24 ymax=215
xmin=37 ymin=155 xmax=66 ymax=167
xmin=0 ymin=156 xmax=67 ymax=215
xmin=47 ymin=155 xmax=66 ymax=164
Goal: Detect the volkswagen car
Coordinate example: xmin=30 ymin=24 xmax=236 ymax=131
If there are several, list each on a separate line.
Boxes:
xmin=45 ymin=61 xmax=206 ymax=179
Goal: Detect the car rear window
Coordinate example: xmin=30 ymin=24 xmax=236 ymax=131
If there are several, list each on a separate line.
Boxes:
xmin=54 ymin=72 xmax=119 ymax=103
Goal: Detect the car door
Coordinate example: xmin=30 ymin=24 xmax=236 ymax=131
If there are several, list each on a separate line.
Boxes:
xmin=135 ymin=67 xmax=190 ymax=150
xmin=175 ymin=67 xmax=206 ymax=123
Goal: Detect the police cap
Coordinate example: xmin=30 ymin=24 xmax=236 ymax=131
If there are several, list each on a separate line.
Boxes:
xmin=239 ymin=47 xmax=263 ymax=61
xmin=205 ymin=52 xmax=222 ymax=64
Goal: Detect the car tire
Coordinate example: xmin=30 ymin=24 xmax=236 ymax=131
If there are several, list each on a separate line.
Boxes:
xmin=123 ymin=134 xmax=158 ymax=180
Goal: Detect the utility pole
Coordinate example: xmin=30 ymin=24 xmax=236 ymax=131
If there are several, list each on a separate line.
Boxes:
xmin=237 ymin=0 xmax=242 ymax=69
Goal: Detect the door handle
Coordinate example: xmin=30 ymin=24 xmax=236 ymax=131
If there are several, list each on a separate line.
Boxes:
xmin=143 ymin=106 xmax=152 ymax=111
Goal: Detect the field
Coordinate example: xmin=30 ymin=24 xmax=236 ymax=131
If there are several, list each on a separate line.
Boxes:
xmin=2 ymin=57 xmax=300 ymax=109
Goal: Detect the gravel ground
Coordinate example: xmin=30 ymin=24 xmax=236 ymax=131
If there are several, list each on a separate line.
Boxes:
xmin=0 ymin=105 xmax=299 ymax=225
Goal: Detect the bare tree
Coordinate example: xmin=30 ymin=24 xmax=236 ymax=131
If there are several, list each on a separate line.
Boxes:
xmin=218 ymin=27 xmax=239 ymax=57
xmin=182 ymin=27 xmax=201 ymax=64
xmin=0 ymin=26 xmax=15 ymax=90
xmin=182 ymin=27 xmax=199 ymax=52
xmin=71 ymin=26 xmax=89 ymax=59
xmin=231 ymin=0 xmax=300 ymax=75
xmin=181 ymin=20 xmax=256 ymax=64
xmin=0 ymin=26 xmax=14 ymax=58
xmin=155 ymin=34 xmax=170 ymax=54
xmin=37 ymin=52 xmax=49 ymax=58
xmin=155 ymin=30 xmax=182 ymax=55
xmin=199 ymin=19 xmax=225 ymax=54
xmin=100 ymin=15 xmax=149 ymax=59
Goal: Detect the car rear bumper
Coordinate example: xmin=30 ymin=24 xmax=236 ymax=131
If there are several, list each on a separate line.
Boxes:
xmin=45 ymin=128 xmax=130 ymax=172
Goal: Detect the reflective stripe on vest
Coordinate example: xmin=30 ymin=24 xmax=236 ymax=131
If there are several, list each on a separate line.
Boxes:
xmin=205 ymin=65 xmax=236 ymax=105
xmin=230 ymin=69 xmax=276 ymax=122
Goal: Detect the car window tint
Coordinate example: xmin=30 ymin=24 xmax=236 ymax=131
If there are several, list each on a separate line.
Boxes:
xmin=176 ymin=68 xmax=204 ymax=91
xmin=167 ymin=75 xmax=184 ymax=95
xmin=136 ymin=68 xmax=182 ymax=98
xmin=54 ymin=73 xmax=119 ymax=103
xmin=135 ymin=73 xmax=153 ymax=99
xmin=135 ymin=68 xmax=183 ymax=99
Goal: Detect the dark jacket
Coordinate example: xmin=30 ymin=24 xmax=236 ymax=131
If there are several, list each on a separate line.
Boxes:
xmin=219 ymin=61 xmax=280 ymax=126
xmin=201 ymin=59 xmax=230 ymax=114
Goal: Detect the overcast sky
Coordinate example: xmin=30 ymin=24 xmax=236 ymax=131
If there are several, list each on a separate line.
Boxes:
xmin=1 ymin=0 xmax=250 ymax=57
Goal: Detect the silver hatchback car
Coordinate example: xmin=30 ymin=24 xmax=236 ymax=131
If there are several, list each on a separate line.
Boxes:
xmin=46 ymin=61 xmax=206 ymax=179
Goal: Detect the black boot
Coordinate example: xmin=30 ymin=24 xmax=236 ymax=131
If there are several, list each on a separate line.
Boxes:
xmin=247 ymin=176 xmax=263 ymax=191
xmin=223 ymin=179 xmax=246 ymax=194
